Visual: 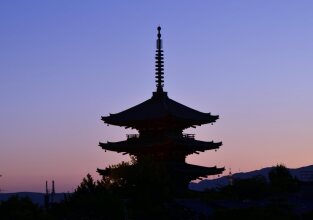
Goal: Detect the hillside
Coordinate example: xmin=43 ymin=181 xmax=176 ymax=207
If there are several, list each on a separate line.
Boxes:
xmin=0 ymin=192 xmax=66 ymax=206
xmin=189 ymin=164 xmax=313 ymax=191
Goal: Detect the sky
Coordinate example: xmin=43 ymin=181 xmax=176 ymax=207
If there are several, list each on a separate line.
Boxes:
xmin=1 ymin=1 xmax=313 ymax=193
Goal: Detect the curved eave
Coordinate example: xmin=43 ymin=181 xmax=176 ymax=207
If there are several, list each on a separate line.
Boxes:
xmin=99 ymin=139 xmax=222 ymax=154
xmin=97 ymin=165 xmax=225 ymax=179
xmin=172 ymin=163 xmax=225 ymax=179
xmin=99 ymin=141 xmax=131 ymax=154
xmin=101 ymin=92 xmax=220 ymax=128
xmin=101 ymin=114 xmax=218 ymax=129
xmin=97 ymin=168 xmax=109 ymax=176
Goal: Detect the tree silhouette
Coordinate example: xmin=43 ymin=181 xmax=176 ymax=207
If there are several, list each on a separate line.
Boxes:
xmin=101 ymin=156 xmax=172 ymax=200
xmin=268 ymin=164 xmax=299 ymax=192
xmin=98 ymin=157 xmax=179 ymax=219
xmin=50 ymin=174 xmax=123 ymax=220
xmin=0 ymin=196 xmax=46 ymax=220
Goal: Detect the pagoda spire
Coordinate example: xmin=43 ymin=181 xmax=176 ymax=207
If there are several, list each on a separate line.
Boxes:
xmin=155 ymin=26 xmax=164 ymax=93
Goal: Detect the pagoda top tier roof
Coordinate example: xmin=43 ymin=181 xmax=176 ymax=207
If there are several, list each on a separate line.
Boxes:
xmin=102 ymin=91 xmax=218 ymax=129
xmin=102 ymin=27 xmax=218 ymax=129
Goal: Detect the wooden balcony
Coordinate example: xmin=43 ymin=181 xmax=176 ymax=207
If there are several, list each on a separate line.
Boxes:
xmin=183 ymin=133 xmax=195 ymax=139
xmin=126 ymin=133 xmax=195 ymax=140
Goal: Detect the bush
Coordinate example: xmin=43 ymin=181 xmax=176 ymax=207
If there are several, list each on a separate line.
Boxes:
xmin=268 ymin=164 xmax=299 ymax=193
xmin=213 ymin=206 xmax=296 ymax=220
xmin=50 ymin=174 xmax=124 ymax=220
xmin=0 ymin=196 xmax=47 ymax=220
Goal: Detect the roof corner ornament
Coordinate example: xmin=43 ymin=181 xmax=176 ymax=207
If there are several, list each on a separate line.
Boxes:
xmin=155 ymin=26 xmax=164 ymax=93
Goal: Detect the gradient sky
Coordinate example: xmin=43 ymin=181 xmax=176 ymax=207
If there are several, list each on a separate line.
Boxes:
xmin=1 ymin=1 xmax=313 ymax=193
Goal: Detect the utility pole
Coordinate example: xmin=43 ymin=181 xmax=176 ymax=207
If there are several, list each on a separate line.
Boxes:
xmin=51 ymin=180 xmax=55 ymax=203
xmin=44 ymin=180 xmax=50 ymax=209
xmin=0 ymin=174 xmax=2 ymax=192
xmin=44 ymin=180 xmax=56 ymax=209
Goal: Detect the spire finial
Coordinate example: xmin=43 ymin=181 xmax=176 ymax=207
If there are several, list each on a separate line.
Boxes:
xmin=155 ymin=26 xmax=164 ymax=92
xmin=157 ymin=26 xmax=161 ymax=40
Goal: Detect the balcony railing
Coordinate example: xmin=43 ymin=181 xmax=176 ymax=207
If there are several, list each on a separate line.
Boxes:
xmin=183 ymin=133 xmax=195 ymax=139
xmin=126 ymin=134 xmax=139 ymax=139
xmin=127 ymin=133 xmax=195 ymax=140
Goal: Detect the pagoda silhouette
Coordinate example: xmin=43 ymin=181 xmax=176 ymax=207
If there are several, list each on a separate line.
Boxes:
xmin=98 ymin=27 xmax=224 ymax=193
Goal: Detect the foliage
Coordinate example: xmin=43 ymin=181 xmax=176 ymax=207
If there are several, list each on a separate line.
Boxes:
xmin=0 ymin=196 xmax=47 ymax=220
xmin=204 ymin=175 xmax=269 ymax=200
xmin=302 ymin=210 xmax=313 ymax=220
xmin=213 ymin=206 xmax=297 ymax=220
xmin=1 ymin=162 xmax=310 ymax=219
xmin=205 ymin=164 xmax=300 ymax=201
xmin=50 ymin=174 xmax=124 ymax=220
xmin=102 ymin=156 xmax=172 ymax=201
xmin=268 ymin=164 xmax=299 ymax=193
xmin=50 ymin=157 xmax=174 ymax=219
xmin=99 ymin=156 xmax=174 ymax=218
xmin=231 ymin=175 xmax=268 ymax=199
xmin=101 ymin=158 xmax=136 ymax=194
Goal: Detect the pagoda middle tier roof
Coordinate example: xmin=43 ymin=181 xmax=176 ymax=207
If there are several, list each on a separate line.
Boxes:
xmin=97 ymin=163 xmax=224 ymax=180
xmin=102 ymin=91 xmax=218 ymax=129
xmin=99 ymin=137 xmax=222 ymax=155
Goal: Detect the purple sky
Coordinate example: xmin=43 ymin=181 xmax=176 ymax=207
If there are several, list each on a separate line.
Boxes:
xmin=1 ymin=1 xmax=313 ymax=192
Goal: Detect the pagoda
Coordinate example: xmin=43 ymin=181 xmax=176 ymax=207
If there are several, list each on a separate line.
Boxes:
xmin=98 ymin=27 xmax=224 ymax=193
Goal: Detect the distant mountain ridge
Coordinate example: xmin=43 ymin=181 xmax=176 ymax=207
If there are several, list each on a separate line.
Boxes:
xmin=189 ymin=164 xmax=313 ymax=191
xmin=0 ymin=192 xmax=66 ymax=206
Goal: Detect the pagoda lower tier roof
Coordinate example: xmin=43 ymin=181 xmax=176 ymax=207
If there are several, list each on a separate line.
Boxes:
xmin=99 ymin=137 xmax=222 ymax=155
xmin=102 ymin=91 xmax=218 ymax=129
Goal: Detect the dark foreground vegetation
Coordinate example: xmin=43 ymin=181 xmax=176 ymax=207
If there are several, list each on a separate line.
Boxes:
xmin=1 ymin=163 xmax=313 ymax=220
